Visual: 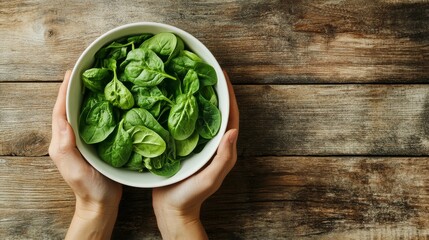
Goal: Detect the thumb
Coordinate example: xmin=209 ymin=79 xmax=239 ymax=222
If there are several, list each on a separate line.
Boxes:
xmin=197 ymin=129 xmax=238 ymax=189
xmin=49 ymin=70 xmax=88 ymax=170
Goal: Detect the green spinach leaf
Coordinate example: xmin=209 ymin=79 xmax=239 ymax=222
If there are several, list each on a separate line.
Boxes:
xmin=79 ymin=101 xmax=116 ymax=144
xmin=124 ymin=152 xmax=144 ymax=172
xmin=168 ymin=94 xmax=199 ymax=140
xmin=121 ymin=48 xmax=176 ymax=86
xmin=175 ymin=130 xmax=199 ymax=157
xmin=131 ymin=85 xmax=173 ymax=110
xmin=140 ymin=32 xmax=184 ymax=63
xmin=104 ymin=58 xmax=135 ymax=110
xmin=127 ymin=33 xmax=154 ymax=47
xmin=123 ymin=108 xmax=170 ymax=141
xmin=97 ymin=120 xmax=133 ymax=167
xmin=82 ymin=68 xmax=112 ymax=92
xmin=167 ymin=50 xmax=198 ymax=77
xmin=81 ymin=91 xmax=106 ymax=111
xmin=168 ymin=51 xmax=217 ymax=86
xmin=196 ymin=94 xmax=221 ymax=139
xmin=200 ymin=85 xmax=218 ymax=106
xmin=127 ymin=125 xmax=166 ymax=158
xmin=182 ymin=69 xmax=200 ymax=95
xmin=194 ymin=62 xmax=217 ymax=86
xmin=149 ymin=159 xmax=181 ymax=177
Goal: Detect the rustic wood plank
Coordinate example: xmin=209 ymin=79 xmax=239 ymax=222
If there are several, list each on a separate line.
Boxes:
xmin=1 ymin=156 xmax=428 ymax=239
xmin=0 ymin=82 xmax=58 ymax=156
xmin=2 ymin=83 xmax=429 ymax=156
xmin=237 ymin=84 xmax=429 ymax=156
xmin=0 ymin=0 xmax=427 ymax=83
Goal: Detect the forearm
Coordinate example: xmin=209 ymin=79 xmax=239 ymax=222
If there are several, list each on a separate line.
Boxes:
xmin=66 ymin=201 xmax=119 ymax=240
xmin=154 ymin=207 xmax=208 ymax=240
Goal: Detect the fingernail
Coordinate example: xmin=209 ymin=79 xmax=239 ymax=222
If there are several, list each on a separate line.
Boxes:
xmin=228 ymin=129 xmax=238 ymax=144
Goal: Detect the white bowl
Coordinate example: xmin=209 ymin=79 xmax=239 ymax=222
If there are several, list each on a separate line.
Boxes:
xmin=66 ymin=22 xmax=229 ymax=188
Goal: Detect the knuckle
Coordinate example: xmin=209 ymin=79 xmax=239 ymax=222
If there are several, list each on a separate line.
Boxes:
xmin=49 ymin=140 xmax=72 ymax=160
xmin=48 ymin=142 xmax=59 ymax=160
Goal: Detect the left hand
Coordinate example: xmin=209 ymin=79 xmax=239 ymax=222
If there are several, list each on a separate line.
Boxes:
xmin=49 ymin=70 xmax=122 ymax=239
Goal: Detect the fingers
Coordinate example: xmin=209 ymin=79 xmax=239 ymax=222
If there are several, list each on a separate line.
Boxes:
xmin=52 ymin=70 xmax=71 ymax=129
xmin=214 ymin=128 xmax=238 ymax=178
xmin=197 ymin=128 xmax=238 ymax=192
xmin=50 ymin=70 xmax=71 ymax=153
xmin=49 ymin=71 xmax=85 ymax=168
xmin=223 ymin=71 xmax=239 ymax=131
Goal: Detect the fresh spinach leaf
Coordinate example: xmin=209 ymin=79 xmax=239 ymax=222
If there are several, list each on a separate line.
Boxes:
xmin=182 ymin=69 xmax=199 ymax=95
xmin=162 ymin=76 xmax=182 ymax=99
xmin=82 ymin=68 xmax=112 ymax=92
xmin=124 ymin=152 xmax=144 ymax=172
xmin=79 ymin=101 xmax=116 ymax=144
xmin=194 ymin=62 xmax=217 ymax=86
xmin=182 ymin=50 xmax=202 ymax=62
xmin=167 ymin=50 xmax=198 ymax=77
xmin=127 ymin=125 xmax=166 ymax=158
xmin=97 ymin=120 xmax=133 ymax=167
xmin=95 ymin=41 xmax=135 ymax=66
xmin=200 ymin=85 xmax=218 ymax=107
xmin=196 ymin=94 xmax=221 ymax=139
xmin=168 ymin=94 xmax=199 ymax=140
xmin=149 ymin=101 xmax=162 ymax=118
xmin=123 ymin=108 xmax=170 ymax=142
xmin=147 ymin=154 xmax=167 ymax=170
xmin=121 ymin=48 xmax=176 ymax=86
xmin=192 ymin=137 xmax=210 ymax=154
xmin=81 ymin=91 xmax=106 ymax=111
xmin=140 ymin=32 xmax=184 ymax=63
xmin=104 ymin=58 xmax=135 ymax=110
xmin=168 ymin=51 xmax=217 ymax=86
xmin=131 ymin=85 xmax=173 ymax=110
xmin=149 ymin=159 xmax=181 ymax=177
xmin=127 ymin=33 xmax=154 ymax=47
xmin=175 ymin=130 xmax=199 ymax=157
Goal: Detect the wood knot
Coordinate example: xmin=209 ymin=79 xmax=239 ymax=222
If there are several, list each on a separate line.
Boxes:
xmin=45 ymin=29 xmax=55 ymax=38
xmin=323 ymin=24 xmax=336 ymax=39
xmin=15 ymin=132 xmax=49 ymax=156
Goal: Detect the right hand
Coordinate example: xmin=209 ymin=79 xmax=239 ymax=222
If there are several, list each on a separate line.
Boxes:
xmin=152 ymin=71 xmax=240 ymax=239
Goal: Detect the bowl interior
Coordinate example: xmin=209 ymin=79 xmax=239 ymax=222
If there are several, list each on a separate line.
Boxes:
xmin=66 ymin=22 xmax=229 ymax=188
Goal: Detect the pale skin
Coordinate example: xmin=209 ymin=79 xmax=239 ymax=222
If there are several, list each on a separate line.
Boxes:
xmin=49 ymin=70 xmax=239 ymax=239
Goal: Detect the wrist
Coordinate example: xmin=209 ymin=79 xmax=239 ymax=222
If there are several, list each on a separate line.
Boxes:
xmin=154 ymin=206 xmax=207 ymax=240
xmin=75 ymin=198 xmax=119 ymax=218
xmin=65 ymin=199 xmax=119 ymax=240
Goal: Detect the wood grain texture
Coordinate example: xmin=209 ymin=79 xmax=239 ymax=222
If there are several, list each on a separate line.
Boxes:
xmin=0 ymin=0 xmax=427 ymax=83
xmin=1 ymin=156 xmax=428 ymax=239
xmin=1 ymin=1 xmax=428 ymax=239
xmin=2 ymin=83 xmax=429 ymax=157
xmin=237 ymin=84 xmax=429 ymax=156
xmin=0 ymin=82 xmax=58 ymax=156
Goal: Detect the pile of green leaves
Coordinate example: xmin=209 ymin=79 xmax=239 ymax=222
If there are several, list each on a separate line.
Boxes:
xmin=79 ymin=32 xmax=221 ymax=177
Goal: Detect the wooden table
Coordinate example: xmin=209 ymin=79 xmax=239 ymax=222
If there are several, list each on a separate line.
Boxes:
xmin=1 ymin=1 xmax=428 ymax=239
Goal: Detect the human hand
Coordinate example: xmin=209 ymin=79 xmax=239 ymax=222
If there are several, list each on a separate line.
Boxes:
xmin=49 ymin=70 xmax=122 ymax=239
xmin=152 ymin=71 xmax=239 ymax=240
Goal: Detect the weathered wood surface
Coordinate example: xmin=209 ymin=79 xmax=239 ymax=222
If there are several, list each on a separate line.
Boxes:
xmin=0 ymin=83 xmax=57 ymax=156
xmin=1 ymin=156 xmax=428 ymax=239
xmin=0 ymin=0 xmax=428 ymax=83
xmin=1 ymin=0 xmax=429 ymax=239
xmin=2 ymin=83 xmax=429 ymax=156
